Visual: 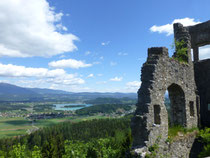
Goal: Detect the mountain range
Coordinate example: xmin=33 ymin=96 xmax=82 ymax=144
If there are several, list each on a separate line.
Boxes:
xmin=0 ymin=83 xmax=137 ymax=102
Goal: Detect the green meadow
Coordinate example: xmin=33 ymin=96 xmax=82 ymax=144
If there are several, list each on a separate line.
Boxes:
xmin=0 ymin=115 xmax=108 ymax=138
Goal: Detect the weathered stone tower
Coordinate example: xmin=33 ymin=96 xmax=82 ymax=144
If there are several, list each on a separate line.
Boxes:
xmin=131 ymin=20 xmax=210 ymax=157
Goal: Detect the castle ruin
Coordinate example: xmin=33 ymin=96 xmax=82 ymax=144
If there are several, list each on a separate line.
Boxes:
xmin=131 ymin=20 xmax=210 ymax=157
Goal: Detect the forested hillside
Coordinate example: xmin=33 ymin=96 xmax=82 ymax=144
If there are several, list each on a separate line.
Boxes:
xmin=76 ymin=103 xmax=134 ymax=116
xmin=0 ymin=117 xmax=132 ymax=157
xmin=84 ymin=97 xmax=137 ymax=104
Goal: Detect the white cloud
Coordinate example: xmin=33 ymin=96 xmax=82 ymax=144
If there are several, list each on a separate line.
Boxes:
xmin=0 ymin=63 xmax=84 ymax=85
xmin=87 ymin=74 xmax=94 ymax=78
xmin=85 ymin=51 xmax=91 ymax=56
xmin=110 ymin=61 xmax=117 ymax=66
xmin=126 ymin=81 xmax=141 ymax=88
xmin=46 ymin=75 xmax=84 ymax=85
xmin=150 ymin=18 xmax=200 ymax=36
xmin=199 ymin=45 xmax=210 ymax=60
xmin=118 ymin=52 xmax=128 ymax=56
xmin=0 ymin=63 xmax=63 ymax=77
xmin=0 ymin=0 xmax=78 ymax=57
xmin=49 ymin=84 xmax=91 ymax=92
xmin=110 ymin=77 xmax=123 ymax=82
xmin=5 ymin=79 xmax=87 ymax=92
xmin=101 ymin=41 xmax=110 ymax=46
xmin=59 ymin=55 xmax=66 ymax=58
xmin=96 ymin=81 xmax=107 ymax=84
xmin=56 ymin=24 xmax=68 ymax=31
xmin=125 ymin=81 xmax=141 ymax=93
xmin=17 ymin=79 xmax=45 ymax=86
xmin=99 ymin=56 xmax=104 ymax=60
xmin=93 ymin=61 xmax=101 ymax=65
xmin=48 ymin=59 xmax=92 ymax=69
xmin=0 ymin=79 xmax=46 ymax=89
xmin=97 ymin=74 xmax=103 ymax=77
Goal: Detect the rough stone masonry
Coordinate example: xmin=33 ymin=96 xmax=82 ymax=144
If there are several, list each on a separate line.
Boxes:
xmin=131 ymin=20 xmax=210 ymax=157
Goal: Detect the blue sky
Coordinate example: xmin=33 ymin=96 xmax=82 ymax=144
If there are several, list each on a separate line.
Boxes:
xmin=0 ymin=0 xmax=209 ymax=92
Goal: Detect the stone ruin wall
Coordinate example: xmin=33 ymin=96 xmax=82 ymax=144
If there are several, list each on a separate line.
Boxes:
xmin=188 ymin=20 xmax=210 ymax=127
xmin=188 ymin=20 xmax=210 ymax=62
xmin=130 ymin=21 xmax=210 ymax=157
xmin=194 ymin=59 xmax=210 ymax=127
xmin=131 ymin=47 xmax=198 ymax=148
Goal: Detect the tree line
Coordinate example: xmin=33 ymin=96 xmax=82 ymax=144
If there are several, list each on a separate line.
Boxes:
xmin=0 ymin=117 xmax=132 ymax=157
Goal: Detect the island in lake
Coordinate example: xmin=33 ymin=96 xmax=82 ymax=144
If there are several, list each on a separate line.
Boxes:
xmin=62 ymin=105 xmax=86 ymax=108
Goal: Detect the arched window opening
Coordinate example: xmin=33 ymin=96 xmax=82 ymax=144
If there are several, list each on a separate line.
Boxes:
xmin=167 ymin=84 xmax=186 ymax=127
xmin=154 ymin=105 xmax=161 ymax=125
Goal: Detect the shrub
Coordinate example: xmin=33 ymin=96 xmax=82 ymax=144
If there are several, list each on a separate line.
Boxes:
xmin=198 ymin=128 xmax=210 ymax=157
xmin=171 ymin=39 xmax=188 ymax=63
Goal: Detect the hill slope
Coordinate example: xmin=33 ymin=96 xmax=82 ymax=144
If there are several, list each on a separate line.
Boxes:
xmin=0 ymin=83 xmax=137 ymax=101
xmin=0 ymin=83 xmax=36 ymax=95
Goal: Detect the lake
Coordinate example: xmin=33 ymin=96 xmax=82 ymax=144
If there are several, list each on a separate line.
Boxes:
xmin=53 ymin=103 xmax=92 ymax=111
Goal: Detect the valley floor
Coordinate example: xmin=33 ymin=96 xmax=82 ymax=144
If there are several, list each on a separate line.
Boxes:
xmin=0 ymin=115 xmax=109 ymax=138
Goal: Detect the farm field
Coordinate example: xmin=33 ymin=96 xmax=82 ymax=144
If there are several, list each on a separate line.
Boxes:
xmin=0 ymin=115 xmax=108 ymax=138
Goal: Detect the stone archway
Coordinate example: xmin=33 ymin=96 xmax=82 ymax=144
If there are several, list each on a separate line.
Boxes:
xmin=131 ymin=21 xmax=206 ymax=157
xmin=131 ymin=47 xmax=198 ymax=149
xmin=167 ymin=83 xmax=186 ymax=127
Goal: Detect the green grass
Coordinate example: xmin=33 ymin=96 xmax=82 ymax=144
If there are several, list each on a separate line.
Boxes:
xmin=0 ymin=117 xmax=32 ymax=138
xmin=168 ymin=125 xmax=198 ymax=139
xmin=0 ymin=115 xmax=109 ymax=139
